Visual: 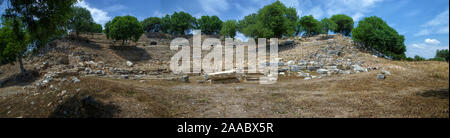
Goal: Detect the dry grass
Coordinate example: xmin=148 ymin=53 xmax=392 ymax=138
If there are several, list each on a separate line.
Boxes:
xmin=0 ymin=34 xmax=448 ymax=118
xmin=1 ymin=61 xmax=448 ymax=118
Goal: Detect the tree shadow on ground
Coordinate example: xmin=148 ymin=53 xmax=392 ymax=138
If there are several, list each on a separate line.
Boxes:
xmin=278 ymin=42 xmax=298 ymax=52
xmin=49 ymin=96 xmax=120 ymax=118
xmin=0 ymin=70 xmax=40 ymax=88
xmin=67 ymin=36 xmax=103 ymax=50
xmin=417 ymin=89 xmax=449 ymax=99
xmin=110 ymin=46 xmax=152 ymax=62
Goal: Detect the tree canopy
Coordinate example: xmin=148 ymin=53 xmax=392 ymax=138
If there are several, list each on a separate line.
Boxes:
xmin=141 ymin=17 xmax=161 ymax=33
xmin=239 ymin=1 xmax=297 ymax=38
xmin=3 ymin=0 xmax=77 ymax=47
xmin=220 ymin=20 xmax=237 ymax=38
xmin=105 ymin=15 xmax=144 ymax=45
xmin=352 ymin=16 xmax=406 ymax=60
xmin=435 ymin=49 xmax=449 ymax=62
xmin=169 ymin=11 xmax=196 ymax=35
xmin=299 ymin=15 xmax=321 ymax=37
xmin=0 ymin=17 xmax=29 ymax=72
xmin=1 ymin=0 xmax=76 ymax=73
xmin=330 ymin=14 xmax=354 ymax=36
xmin=69 ymin=6 xmax=94 ymax=37
xmin=197 ymin=16 xmax=223 ymax=35
xmin=320 ymin=18 xmax=337 ymax=35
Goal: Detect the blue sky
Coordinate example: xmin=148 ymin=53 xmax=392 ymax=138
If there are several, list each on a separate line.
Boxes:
xmin=1 ymin=0 xmax=449 ymax=58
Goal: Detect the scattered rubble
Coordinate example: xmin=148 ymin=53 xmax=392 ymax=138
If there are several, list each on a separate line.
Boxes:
xmin=126 ymin=61 xmax=134 ymax=67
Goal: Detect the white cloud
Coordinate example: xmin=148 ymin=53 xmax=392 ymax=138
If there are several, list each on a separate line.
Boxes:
xmin=234 ymin=3 xmax=258 ymax=19
xmin=425 ymin=38 xmax=441 ymax=45
xmin=352 ymin=12 xmax=364 ymax=21
xmin=407 ymin=43 xmax=449 ymax=58
xmin=197 ymin=0 xmax=230 ymax=16
xmin=105 ymin=4 xmax=127 ymax=12
xmin=280 ymin=0 xmax=300 ymax=8
xmin=414 ymin=29 xmax=431 ymax=36
xmin=415 ymin=8 xmax=449 ymax=36
xmin=75 ymin=0 xmax=111 ymax=26
xmin=323 ymin=0 xmax=383 ymax=21
xmin=153 ymin=11 xmax=166 ymax=17
xmin=423 ymin=9 xmax=449 ymax=27
xmin=307 ymin=6 xmax=324 ymax=19
xmin=235 ymin=32 xmax=250 ymax=42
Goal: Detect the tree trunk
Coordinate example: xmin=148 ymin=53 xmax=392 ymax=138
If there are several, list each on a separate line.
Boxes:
xmin=18 ymin=56 xmax=25 ymax=74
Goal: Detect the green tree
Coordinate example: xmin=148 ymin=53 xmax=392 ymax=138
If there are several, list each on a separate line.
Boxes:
xmin=330 ymin=14 xmax=354 ymax=36
xmin=299 ymin=15 xmax=321 ymax=37
xmin=90 ymin=23 xmax=103 ymax=33
xmin=197 ymin=16 xmax=223 ymax=35
xmin=141 ymin=17 xmax=161 ymax=33
xmin=104 ymin=21 xmax=112 ymax=39
xmin=170 ymin=11 xmax=196 ymax=35
xmin=160 ymin=14 xmax=172 ymax=34
xmin=69 ymin=6 xmax=94 ymax=37
xmin=86 ymin=22 xmax=102 ymax=38
xmin=352 ymin=16 xmax=406 ymax=60
xmin=220 ymin=20 xmax=237 ymax=38
xmin=106 ymin=15 xmax=144 ymax=45
xmin=414 ymin=55 xmax=426 ymax=61
xmin=285 ymin=7 xmax=299 ymax=37
xmin=238 ymin=1 xmax=298 ymax=38
xmin=320 ymin=18 xmax=337 ymax=35
xmin=3 ymin=0 xmax=77 ymax=48
xmin=256 ymin=0 xmax=289 ymax=38
xmin=2 ymin=0 xmax=76 ymax=73
xmin=238 ymin=13 xmax=259 ymax=38
xmin=0 ymin=17 xmax=30 ymax=73
xmin=435 ymin=49 xmax=449 ymax=62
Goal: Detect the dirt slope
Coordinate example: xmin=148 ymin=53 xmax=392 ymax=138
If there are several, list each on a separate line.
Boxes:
xmin=0 ymin=33 xmax=448 ymax=118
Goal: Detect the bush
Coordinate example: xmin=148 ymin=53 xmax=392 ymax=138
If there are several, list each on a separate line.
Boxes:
xmin=429 ymin=57 xmax=446 ymax=62
xmin=352 ymin=16 xmax=406 ymax=60
xmin=220 ymin=20 xmax=237 ymax=38
xmin=330 ymin=14 xmax=354 ymax=36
